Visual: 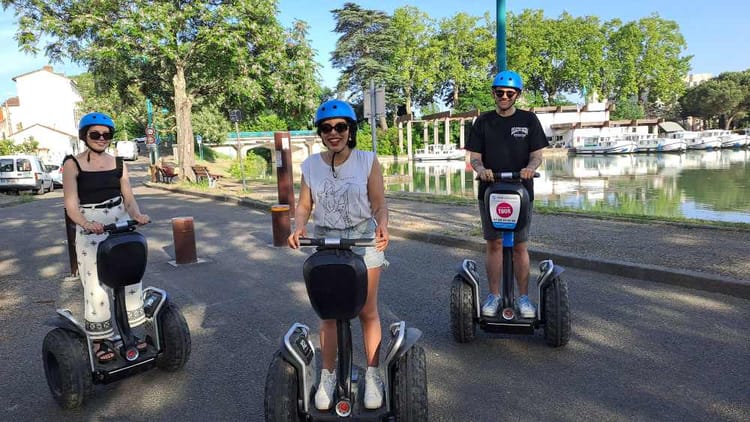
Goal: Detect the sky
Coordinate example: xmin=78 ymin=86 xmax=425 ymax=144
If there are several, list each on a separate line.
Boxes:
xmin=1 ymin=0 xmax=749 ymax=101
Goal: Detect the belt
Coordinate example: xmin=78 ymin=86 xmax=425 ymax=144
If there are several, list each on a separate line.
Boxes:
xmin=81 ymin=197 xmax=122 ymax=209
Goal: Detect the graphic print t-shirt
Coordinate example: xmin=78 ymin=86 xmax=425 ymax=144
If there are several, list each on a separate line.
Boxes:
xmin=302 ymin=149 xmax=375 ymax=230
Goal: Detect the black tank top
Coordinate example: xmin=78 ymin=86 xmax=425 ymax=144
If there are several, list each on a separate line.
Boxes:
xmin=64 ymin=155 xmax=123 ymax=204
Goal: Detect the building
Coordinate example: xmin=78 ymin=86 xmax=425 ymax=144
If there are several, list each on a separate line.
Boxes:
xmin=0 ymin=65 xmax=82 ymax=164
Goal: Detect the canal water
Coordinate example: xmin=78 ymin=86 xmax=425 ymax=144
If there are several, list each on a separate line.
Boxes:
xmin=382 ymin=149 xmax=750 ymax=223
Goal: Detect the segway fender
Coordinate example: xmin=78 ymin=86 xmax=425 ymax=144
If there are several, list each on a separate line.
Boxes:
xmin=46 ymin=309 xmax=86 ymax=335
xmin=457 ymin=259 xmax=482 ymax=319
xmin=536 ymin=260 xmax=565 ymax=320
xmin=279 ymin=323 xmax=316 ymax=414
xmin=382 ymin=321 xmax=423 ymax=410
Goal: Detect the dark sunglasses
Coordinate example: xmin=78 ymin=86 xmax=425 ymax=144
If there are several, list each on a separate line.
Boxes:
xmin=319 ymin=122 xmax=349 ymax=134
xmin=494 ymin=89 xmax=517 ymax=99
xmin=88 ymin=131 xmax=113 ymax=141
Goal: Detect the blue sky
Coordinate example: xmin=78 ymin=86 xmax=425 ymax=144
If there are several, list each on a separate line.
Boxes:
xmin=2 ymin=0 xmax=748 ymax=100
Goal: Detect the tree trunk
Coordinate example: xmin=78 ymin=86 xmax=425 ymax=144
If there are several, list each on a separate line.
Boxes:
xmin=453 ymin=84 xmax=460 ymax=109
xmin=173 ymin=63 xmax=196 ymax=181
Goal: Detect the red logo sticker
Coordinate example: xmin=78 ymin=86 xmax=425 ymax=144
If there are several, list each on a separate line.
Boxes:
xmin=496 ymin=202 xmax=513 ymax=218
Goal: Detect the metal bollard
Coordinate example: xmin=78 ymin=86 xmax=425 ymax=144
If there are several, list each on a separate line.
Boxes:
xmin=172 ymin=217 xmax=197 ymax=264
xmin=271 ymin=204 xmax=291 ymax=247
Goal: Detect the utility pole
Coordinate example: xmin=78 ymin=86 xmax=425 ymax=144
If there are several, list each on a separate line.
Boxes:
xmin=496 ymin=0 xmax=507 ymax=72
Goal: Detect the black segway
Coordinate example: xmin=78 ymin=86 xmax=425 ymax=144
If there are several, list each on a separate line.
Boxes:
xmin=42 ymin=220 xmax=191 ymax=409
xmin=265 ymin=237 xmax=428 ymax=421
xmin=450 ymin=172 xmax=571 ymax=347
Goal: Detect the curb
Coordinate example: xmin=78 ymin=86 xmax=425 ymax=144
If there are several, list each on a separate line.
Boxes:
xmin=144 ymin=182 xmax=750 ymax=300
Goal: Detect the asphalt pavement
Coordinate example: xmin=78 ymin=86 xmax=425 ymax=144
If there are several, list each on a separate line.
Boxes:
xmin=1 ymin=159 xmax=748 ymax=422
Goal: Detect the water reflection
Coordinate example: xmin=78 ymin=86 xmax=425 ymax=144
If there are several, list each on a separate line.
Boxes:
xmin=383 ymin=149 xmax=750 ymax=223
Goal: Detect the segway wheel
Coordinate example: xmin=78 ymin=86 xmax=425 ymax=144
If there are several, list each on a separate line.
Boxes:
xmin=542 ymin=275 xmax=571 ymax=347
xmin=450 ymin=275 xmax=476 ymax=343
xmin=155 ymin=300 xmax=192 ymax=371
xmin=264 ymin=352 xmax=302 ymax=422
xmin=42 ymin=328 xmax=93 ymax=409
xmin=392 ymin=344 xmax=428 ymax=421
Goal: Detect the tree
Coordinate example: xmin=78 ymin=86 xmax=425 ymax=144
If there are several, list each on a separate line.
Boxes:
xmin=3 ymin=0 xmax=320 ymax=179
xmin=679 ymin=71 xmax=750 ymax=129
xmin=330 ymin=2 xmax=395 ymax=129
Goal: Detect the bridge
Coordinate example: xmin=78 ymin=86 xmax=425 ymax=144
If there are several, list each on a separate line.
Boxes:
xmin=205 ymin=130 xmax=324 ymax=162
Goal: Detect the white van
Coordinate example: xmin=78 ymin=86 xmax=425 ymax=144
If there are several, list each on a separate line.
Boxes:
xmin=116 ymin=140 xmax=139 ymax=161
xmin=0 ymin=154 xmax=55 ymax=194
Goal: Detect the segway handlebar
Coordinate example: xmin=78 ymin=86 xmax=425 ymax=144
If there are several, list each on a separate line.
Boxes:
xmin=298 ymin=237 xmax=376 ymax=248
xmin=102 ymin=219 xmax=149 ymax=234
xmin=475 ymin=171 xmax=540 ymax=181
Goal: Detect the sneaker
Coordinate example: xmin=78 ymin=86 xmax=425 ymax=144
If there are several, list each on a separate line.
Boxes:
xmin=481 ymin=293 xmax=501 ymax=316
xmin=364 ymin=366 xmax=383 ymax=409
xmin=518 ymin=295 xmax=536 ymax=318
xmin=315 ymin=369 xmax=336 ymax=410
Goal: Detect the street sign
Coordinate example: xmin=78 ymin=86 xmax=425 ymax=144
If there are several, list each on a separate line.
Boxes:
xmin=229 ymin=109 xmax=243 ymax=123
xmin=146 ymin=126 xmax=156 ymax=145
xmin=146 ymin=127 xmax=155 ymax=136
xmin=196 ymin=135 xmax=202 ymax=144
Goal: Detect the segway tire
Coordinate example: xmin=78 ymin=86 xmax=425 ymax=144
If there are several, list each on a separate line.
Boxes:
xmin=392 ymin=344 xmax=428 ymax=422
xmin=450 ymin=275 xmax=476 ymax=343
xmin=155 ymin=300 xmax=192 ymax=371
xmin=42 ymin=328 xmax=93 ymax=409
xmin=264 ymin=352 xmax=303 ymax=422
xmin=542 ymin=275 xmax=571 ymax=347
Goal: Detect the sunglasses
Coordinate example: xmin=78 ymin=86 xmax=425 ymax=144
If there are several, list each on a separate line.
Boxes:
xmin=88 ymin=131 xmax=113 ymax=141
xmin=494 ymin=89 xmax=518 ymax=99
xmin=319 ymin=122 xmax=349 ymax=134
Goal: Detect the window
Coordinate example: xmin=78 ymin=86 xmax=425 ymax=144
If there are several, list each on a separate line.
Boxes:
xmin=18 ymin=159 xmax=32 ymax=171
xmin=0 ymin=159 xmax=13 ymax=172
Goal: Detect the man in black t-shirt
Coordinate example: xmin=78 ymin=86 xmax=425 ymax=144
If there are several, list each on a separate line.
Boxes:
xmin=465 ymin=70 xmax=549 ymax=319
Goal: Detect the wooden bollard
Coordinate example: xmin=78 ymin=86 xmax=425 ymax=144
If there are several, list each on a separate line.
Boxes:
xmin=172 ymin=217 xmax=197 ymax=264
xmin=271 ymin=204 xmax=291 ymax=247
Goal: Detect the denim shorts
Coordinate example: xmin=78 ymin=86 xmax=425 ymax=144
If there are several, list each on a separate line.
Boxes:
xmin=478 ymin=200 xmax=533 ymax=243
xmin=314 ymin=218 xmax=388 ymax=269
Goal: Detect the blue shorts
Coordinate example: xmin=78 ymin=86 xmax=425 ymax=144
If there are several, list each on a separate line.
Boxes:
xmin=314 ymin=218 xmax=388 ymax=269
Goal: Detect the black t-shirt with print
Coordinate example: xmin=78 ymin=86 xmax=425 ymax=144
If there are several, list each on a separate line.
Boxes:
xmin=465 ymin=109 xmax=549 ymax=200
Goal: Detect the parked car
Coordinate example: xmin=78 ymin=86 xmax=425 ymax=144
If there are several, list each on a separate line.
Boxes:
xmin=0 ymin=154 xmax=55 ymax=194
xmin=45 ymin=163 xmax=64 ymax=187
xmin=116 ymin=140 xmax=139 ymax=161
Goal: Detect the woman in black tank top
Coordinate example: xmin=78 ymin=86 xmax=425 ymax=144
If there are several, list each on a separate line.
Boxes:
xmin=61 ymin=112 xmax=150 ymax=362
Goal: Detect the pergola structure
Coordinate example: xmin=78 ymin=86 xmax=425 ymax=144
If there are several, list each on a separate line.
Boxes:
xmin=395 ymin=109 xmax=481 ymax=159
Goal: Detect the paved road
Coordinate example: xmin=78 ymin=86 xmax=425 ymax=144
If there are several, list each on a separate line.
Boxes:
xmin=1 ymin=182 xmax=749 ymax=422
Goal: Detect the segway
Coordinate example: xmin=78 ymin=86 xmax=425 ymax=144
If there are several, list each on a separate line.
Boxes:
xmin=42 ymin=220 xmax=191 ymax=409
xmin=450 ymin=172 xmax=571 ymax=347
xmin=265 ymin=237 xmax=428 ymax=421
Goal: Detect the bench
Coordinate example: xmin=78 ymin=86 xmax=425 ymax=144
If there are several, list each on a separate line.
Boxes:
xmin=192 ymin=165 xmax=222 ymax=187
xmin=157 ymin=166 xmax=178 ymax=184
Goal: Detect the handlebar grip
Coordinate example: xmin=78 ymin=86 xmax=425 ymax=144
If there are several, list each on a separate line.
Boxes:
xmin=475 ymin=171 xmax=540 ymax=180
xmin=298 ymin=237 xmax=376 ymax=248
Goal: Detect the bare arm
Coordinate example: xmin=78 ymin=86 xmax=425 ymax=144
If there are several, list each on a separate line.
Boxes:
xmin=367 ymin=157 xmax=389 ymax=251
xmin=520 ymin=149 xmax=544 ymax=179
xmin=120 ymin=164 xmax=149 ymax=224
xmin=469 ymin=150 xmax=494 ymax=182
xmin=288 ymin=176 xmax=313 ymax=249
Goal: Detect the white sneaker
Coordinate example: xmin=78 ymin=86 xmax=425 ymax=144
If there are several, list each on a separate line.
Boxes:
xmin=481 ymin=293 xmax=501 ymax=316
xmin=364 ymin=366 xmax=383 ymax=409
xmin=315 ymin=369 xmax=336 ymax=410
xmin=518 ymin=295 xmax=536 ymax=318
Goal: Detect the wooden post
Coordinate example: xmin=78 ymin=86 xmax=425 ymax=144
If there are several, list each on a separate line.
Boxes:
xmin=407 ymin=121 xmax=413 ymax=161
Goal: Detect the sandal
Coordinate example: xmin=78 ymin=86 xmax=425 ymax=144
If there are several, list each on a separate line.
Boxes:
xmin=94 ymin=341 xmax=116 ymax=363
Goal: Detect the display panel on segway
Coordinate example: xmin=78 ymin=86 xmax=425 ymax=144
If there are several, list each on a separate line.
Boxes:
xmin=483 ymin=181 xmax=530 ymax=232
xmin=97 ymin=231 xmax=148 ymax=289
xmin=303 ymin=249 xmax=368 ymax=320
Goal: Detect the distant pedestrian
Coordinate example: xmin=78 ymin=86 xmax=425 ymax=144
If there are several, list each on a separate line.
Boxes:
xmin=465 ymin=70 xmax=549 ymax=319
xmin=288 ymin=99 xmax=390 ymax=410
xmin=62 ymin=112 xmax=150 ymax=363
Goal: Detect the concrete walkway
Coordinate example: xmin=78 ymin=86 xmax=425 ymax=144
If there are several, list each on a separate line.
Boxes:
xmin=144 ymin=179 xmax=750 ymax=299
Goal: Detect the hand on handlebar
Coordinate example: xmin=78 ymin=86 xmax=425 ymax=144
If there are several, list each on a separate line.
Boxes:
xmin=519 ymin=168 xmax=537 ymax=180
xmin=477 ymin=168 xmax=495 ymax=182
xmin=83 ymin=220 xmax=104 ymax=234
xmin=287 ymin=227 xmax=308 ymax=249
xmin=133 ymin=213 xmax=150 ymax=225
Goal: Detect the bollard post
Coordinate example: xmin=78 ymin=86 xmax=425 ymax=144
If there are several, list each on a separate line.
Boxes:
xmin=64 ymin=208 xmax=78 ymax=277
xmin=172 ymin=217 xmax=197 ymax=264
xmin=274 ymin=131 xmax=295 ymax=216
xmin=271 ymin=204 xmax=291 ymax=247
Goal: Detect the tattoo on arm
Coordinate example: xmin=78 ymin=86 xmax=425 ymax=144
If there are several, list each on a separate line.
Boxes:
xmin=527 ymin=150 xmax=543 ymax=170
xmin=470 ymin=157 xmax=484 ymax=172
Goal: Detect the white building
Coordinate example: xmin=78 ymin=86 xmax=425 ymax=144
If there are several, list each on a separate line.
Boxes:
xmin=0 ymin=65 xmax=82 ymax=164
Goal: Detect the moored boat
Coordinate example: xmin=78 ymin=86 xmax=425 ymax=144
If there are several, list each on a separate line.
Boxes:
xmin=414 ymin=144 xmax=465 ymax=161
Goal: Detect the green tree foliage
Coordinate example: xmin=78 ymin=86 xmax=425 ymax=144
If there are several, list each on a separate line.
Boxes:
xmin=3 ymin=0 xmax=320 ymax=180
xmin=679 ymin=71 xmax=750 ymax=129
xmin=610 ymin=98 xmax=645 ymax=121
xmin=0 ymin=139 xmax=16 ymax=155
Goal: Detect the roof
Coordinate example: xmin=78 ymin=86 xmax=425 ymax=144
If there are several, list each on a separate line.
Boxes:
xmin=10 ymin=123 xmax=76 ymax=138
xmin=658 ymin=121 xmax=686 ymax=133
xmin=12 ymin=65 xmax=69 ymax=82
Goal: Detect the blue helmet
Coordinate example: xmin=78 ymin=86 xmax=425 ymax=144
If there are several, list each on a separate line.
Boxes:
xmin=78 ymin=112 xmax=115 ymax=141
xmin=492 ymin=70 xmax=523 ymax=91
xmin=314 ymin=100 xmax=356 ymax=126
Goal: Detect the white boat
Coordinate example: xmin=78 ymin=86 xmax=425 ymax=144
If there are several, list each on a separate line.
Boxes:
xmin=720 ymin=132 xmax=749 ymax=149
xmin=414 ymin=144 xmax=465 ymax=161
xmin=571 ymin=134 xmax=636 ymax=154
xmin=629 ymin=133 xmax=660 ymax=153
xmin=688 ymin=129 xmax=725 ymax=150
